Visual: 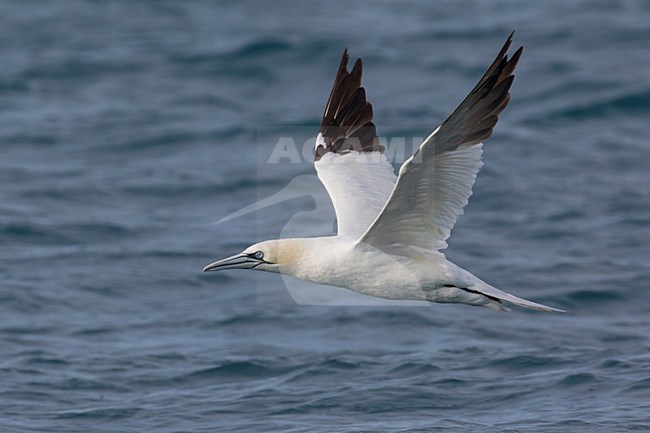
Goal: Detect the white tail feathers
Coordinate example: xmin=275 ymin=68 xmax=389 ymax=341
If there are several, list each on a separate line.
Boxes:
xmin=475 ymin=283 xmax=565 ymax=313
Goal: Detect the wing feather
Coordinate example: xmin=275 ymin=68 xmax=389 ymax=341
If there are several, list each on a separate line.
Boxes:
xmin=315 ymin=49 xmax=396 ymax=238
xmin=316 ymin=49 xmax=384 ymax=160
xmin=360 ymin=33 xmax=522 ymax=255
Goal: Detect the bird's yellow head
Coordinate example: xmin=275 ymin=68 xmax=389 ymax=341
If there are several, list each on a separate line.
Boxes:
xmin=202 ymin=239 xmax=306 ymax=274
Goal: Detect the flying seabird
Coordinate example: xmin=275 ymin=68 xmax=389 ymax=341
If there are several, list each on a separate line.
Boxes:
xmin=204 ymin=32 xmax=564 ymax=312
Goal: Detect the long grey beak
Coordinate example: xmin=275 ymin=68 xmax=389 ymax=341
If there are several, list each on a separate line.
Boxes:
xmin=202 ymin=253 xmax=262 ymax=272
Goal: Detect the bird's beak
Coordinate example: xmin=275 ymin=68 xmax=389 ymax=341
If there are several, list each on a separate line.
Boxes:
xmin=202 ymin=253 xmax=262 ymax=272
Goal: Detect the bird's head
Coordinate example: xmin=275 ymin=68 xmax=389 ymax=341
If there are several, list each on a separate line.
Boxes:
xmin=202 ymin=239 xmax=305 ymax=274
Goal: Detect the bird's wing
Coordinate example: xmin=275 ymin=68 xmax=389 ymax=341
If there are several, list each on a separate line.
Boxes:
xmin=314 ymin=49 xmax=397 ymax=239
xmin=359 ymin=33 xmax=522 ymax=256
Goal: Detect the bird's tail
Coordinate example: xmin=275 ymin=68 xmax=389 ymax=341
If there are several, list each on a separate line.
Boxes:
xmin=474 ymin=282 xmax=565 ymax=313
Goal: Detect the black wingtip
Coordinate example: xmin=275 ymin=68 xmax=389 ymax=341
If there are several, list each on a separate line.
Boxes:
xmin=512 ymin=45 xmax=524 ymax=66
xmin=318 ymin=47 xmax=381 ymax=161
xmin=339 ymin=48 xmax=350 ymax=70
xmin=351 ymin=57 xmax=363 ymax=76
xmin=427 ymin=30 xmax=524 ymax=153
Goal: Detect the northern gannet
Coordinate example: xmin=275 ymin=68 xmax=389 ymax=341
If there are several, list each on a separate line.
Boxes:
xmin=204 ymin=32 xmax=563 ymax=312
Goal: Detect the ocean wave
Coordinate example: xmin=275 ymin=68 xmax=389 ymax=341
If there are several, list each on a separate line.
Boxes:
xmin=55 ymin=406 xmax=141 ymax=420
xmin=539 ymin=89 xmax=650 ymax=121
xmin=487 ymin=354 xmax=569 ymax=370
xmin=557 ymin=372 xmax=598 ymax=386
xmin=179 ymin=360 xmax=281 ymax=382
xmin=170 ymin=38 xmax=292 ymax=66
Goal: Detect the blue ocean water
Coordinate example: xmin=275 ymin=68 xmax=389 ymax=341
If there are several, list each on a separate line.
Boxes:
xmin=1 ymin=1 xmax=650 ymax=431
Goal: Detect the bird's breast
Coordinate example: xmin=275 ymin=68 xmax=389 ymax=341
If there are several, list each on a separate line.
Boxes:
xmin=290 ymin=241 xmax=451 ymax=301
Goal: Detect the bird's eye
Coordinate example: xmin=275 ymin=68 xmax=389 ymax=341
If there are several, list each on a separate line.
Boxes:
xmin=254 ymin=251 xmax=264 ymax=260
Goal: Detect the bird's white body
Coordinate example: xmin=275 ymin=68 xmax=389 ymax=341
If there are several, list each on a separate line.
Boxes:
xmin=296 ymin=238 xmax=462 ymax=298
xmin=256 ymin=236 xmax=555 ymax=312
xmin=204 ymin=34 xmax=564 ymax=313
